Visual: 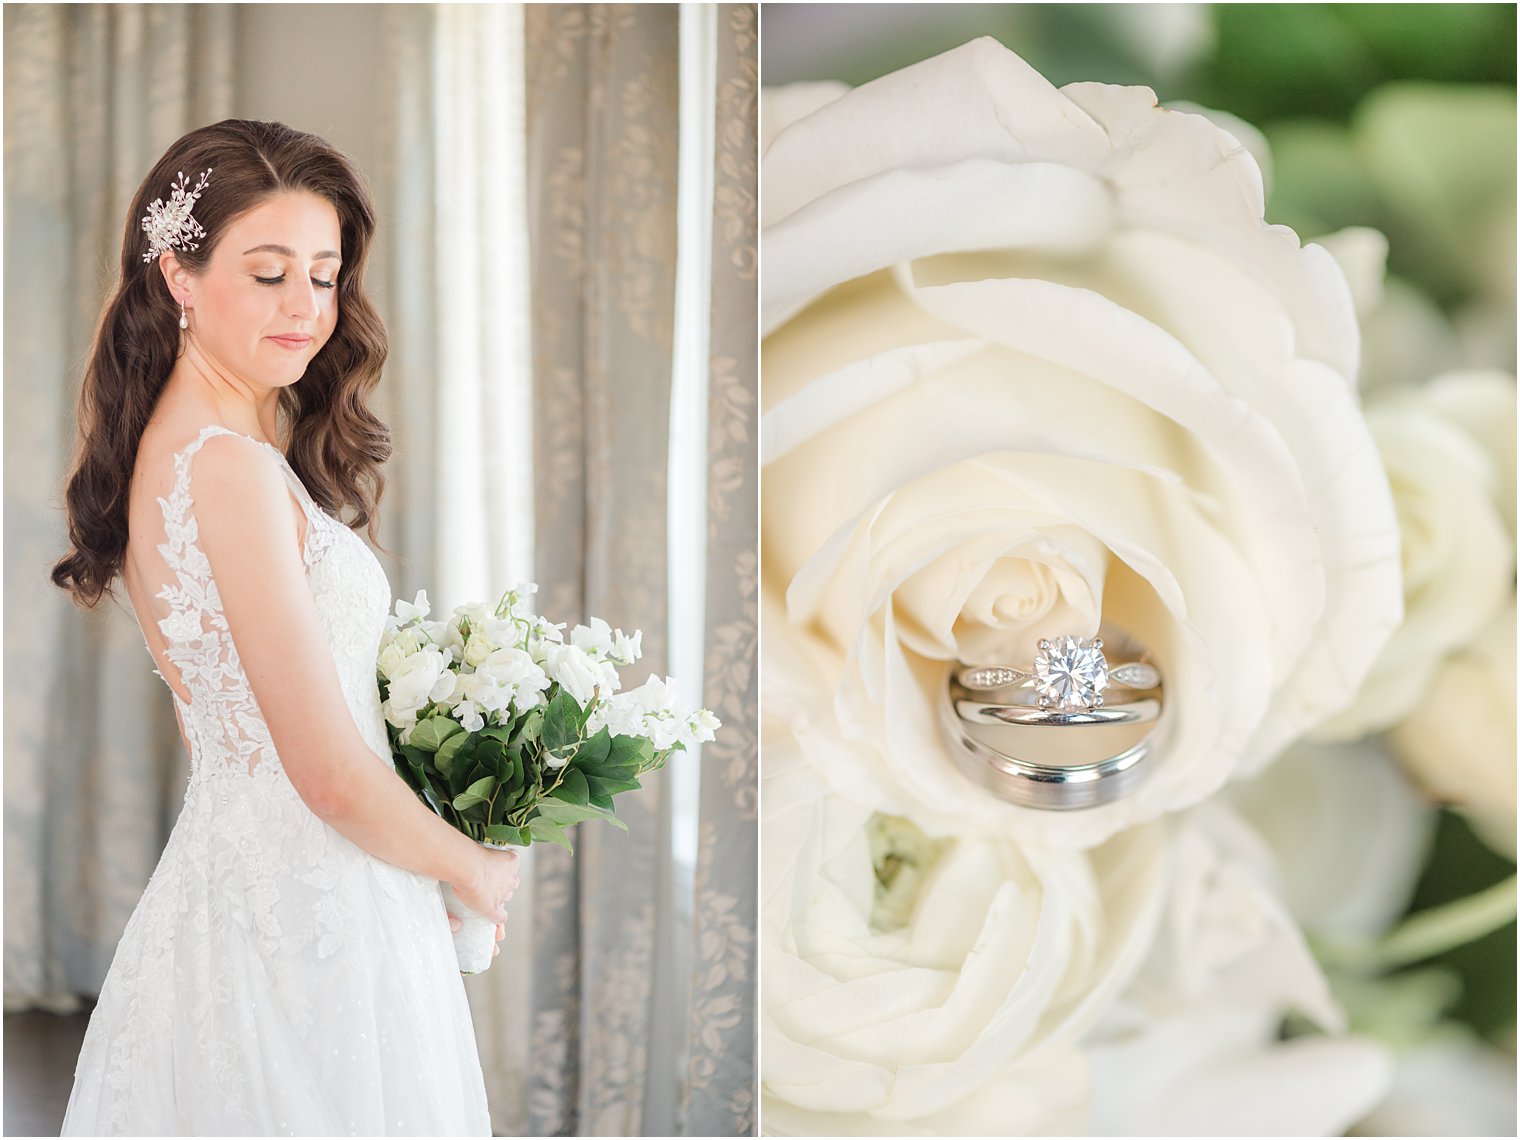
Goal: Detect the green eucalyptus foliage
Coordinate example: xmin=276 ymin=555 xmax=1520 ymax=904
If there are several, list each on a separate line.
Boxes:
xmin=385 ymin=687 xmax=666 ymax=853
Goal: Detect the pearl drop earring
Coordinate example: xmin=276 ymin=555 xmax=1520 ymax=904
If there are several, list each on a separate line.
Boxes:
xmin=179 ymin=299 xmax=188 ymax=330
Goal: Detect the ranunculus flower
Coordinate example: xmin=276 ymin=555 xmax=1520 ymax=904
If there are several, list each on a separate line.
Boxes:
xmin=1316 ymin=371 xmax=1515 ymax=738
xmin=761 ymin=38 xmax=1402 ymax=846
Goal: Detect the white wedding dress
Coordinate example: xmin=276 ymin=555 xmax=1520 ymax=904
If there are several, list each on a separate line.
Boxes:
xmin=62 ymin=424 xmax=491 ymax=1137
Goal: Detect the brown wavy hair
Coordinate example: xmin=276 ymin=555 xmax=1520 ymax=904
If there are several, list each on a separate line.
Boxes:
xmin=51 ymin=119 xmax=392 ymax=609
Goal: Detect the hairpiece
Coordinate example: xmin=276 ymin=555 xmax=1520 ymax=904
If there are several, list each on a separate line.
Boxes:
xmin=140 ymin=169 xmax=213 ymax=264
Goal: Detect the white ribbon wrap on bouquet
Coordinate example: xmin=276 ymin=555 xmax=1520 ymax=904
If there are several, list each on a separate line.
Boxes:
xmin=441 ymin=840 xmax=513 ymax=974
xmin=441 ymin=880 xmax=497 ymax=974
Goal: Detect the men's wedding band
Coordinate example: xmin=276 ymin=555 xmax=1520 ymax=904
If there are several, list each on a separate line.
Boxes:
xmin=938 ymin=692 xmax=1148 ymax=811
xmin=953 ymin=697 xmax=1161 ymax=727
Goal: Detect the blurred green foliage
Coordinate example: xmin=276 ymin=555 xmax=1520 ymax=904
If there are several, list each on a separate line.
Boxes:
xmin=1405 ymin=811 xmax=1517 ymax=1043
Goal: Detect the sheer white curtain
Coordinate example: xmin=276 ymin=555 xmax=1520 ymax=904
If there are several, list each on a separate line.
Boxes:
xmin=383 ymin=4 xmax=756 ymax=1134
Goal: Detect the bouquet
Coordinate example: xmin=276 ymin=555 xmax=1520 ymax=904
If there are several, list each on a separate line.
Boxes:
xmin=376 ymin=583 xmax=719 ymax=971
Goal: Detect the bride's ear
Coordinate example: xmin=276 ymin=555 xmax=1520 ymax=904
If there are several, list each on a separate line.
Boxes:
xmin=158 ymin=251 xmax=193 ymax=307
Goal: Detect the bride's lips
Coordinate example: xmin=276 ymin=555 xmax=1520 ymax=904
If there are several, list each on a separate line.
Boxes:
xmin=268 ymin=333 xmax=313 ymax=350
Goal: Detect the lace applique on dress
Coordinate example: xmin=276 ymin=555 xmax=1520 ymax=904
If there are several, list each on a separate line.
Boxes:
xmin=152 ymin=425 xmax=310 ymax=777
xmin=63 ymin=424 xmax=491 ymax=1135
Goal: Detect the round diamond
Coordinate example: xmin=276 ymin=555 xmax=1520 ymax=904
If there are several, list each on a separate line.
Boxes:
xmin=1033 ymin=636 xmax=1108 ymax=710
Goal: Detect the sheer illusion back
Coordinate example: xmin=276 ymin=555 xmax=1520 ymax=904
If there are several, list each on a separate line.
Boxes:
xmin=64 ymin=423 xmax=491 ymax=1137
xmin=129 ymin=424 xmax=392 ymax=781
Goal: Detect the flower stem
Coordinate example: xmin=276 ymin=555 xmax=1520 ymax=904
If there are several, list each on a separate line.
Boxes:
xmin=1372 ymin=875 xmax=1517 ymax=970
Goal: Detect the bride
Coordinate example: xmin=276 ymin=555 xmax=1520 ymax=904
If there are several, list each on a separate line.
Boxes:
xmin=49 ymin=119 xmax=518 ymax=1136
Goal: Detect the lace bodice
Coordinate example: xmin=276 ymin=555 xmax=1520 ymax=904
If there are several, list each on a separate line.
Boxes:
xmin=67 ymin=426 xmax=491 ymax=1136
xmin=147 ymin=424 xmax=393 ymax=784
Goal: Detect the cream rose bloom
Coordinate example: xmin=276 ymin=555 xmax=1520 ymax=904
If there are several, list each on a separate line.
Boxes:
xmin=1390 ymin=600 xmax=1517 ymax=859
xmin=1316 ymin=371 xmax=1515 ymax=738
xmin=761 ymin=38 xmax=1403 ymax=846
xmin=762 ymin=720 xmax=1392 ymax=1135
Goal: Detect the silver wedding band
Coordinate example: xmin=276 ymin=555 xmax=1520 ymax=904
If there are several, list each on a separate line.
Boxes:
xmin=939 ymin=629 xmax=1163 ymax=810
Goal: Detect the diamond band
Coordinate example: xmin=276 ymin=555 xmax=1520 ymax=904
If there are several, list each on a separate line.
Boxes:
xmin=956 ymin=635 xmax=1162 ymax=713
xmin=940 ymin=628 xmax=1164 ymax=810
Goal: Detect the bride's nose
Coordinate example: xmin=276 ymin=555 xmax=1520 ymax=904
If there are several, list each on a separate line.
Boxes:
xmin=284 ymin=277 xmax=320 ymax=320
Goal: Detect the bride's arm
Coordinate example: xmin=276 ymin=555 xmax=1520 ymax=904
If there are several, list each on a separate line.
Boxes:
xmin=189 ymin=435 xmax=518 ymax=921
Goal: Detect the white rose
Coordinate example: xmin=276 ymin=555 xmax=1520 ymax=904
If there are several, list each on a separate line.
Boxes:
xmin=384 ymin=647 xmax=455 ymax=718
xmin=762 ymin=734 xmax=1383 ymax=1134
xmin=761 ymin=39 xmax=1402 ymax=846
xmin=1389 ymin=600 xmax=1517 ymax=859
xmin=760 ymin=737 xmax=1168 ymax=1135
xmin=1083 ymin=801 xmax=1393 ymax=1136
xmin=1316 ymin=371 xmax=1515 ymax=738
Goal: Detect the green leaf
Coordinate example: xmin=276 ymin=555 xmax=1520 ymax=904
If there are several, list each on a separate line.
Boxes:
xmin=585 ymin=773 xmax=642 ymax=799
xmin=484 ymin=824 xmax=527 ymax=846
xmin=516 ymin=708 xmax=544 ymax=744
xmin=435 ymin=728 xmax=471 ymax=778
xmin=535 ymin=797 xmax=627 ymax=832
xmin=452 ymin=775 xmax=497 ymax=812
xmin=573 ymin=727 xmax=612 ymax=769
xmin=552 ymin=767 xmax=590 ymax=806
xmin=588 ymin=791 xmax=614 ymax=812
xmin=542 ymin=691 xmax=579 ymax=755
xmin=527 ymin=815 xmax=575 ymax=852
xmin=408 ymin=716 xmax=463 ymax=754
xmin=606 ymin=733 xmax=644 ymax=767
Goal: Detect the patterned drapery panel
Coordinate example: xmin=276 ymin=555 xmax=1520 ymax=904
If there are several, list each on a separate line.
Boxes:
xmin=525 ymin=5 xmax=680 ymax=1135
xmin=4 ymin=2 xmax=233 ymax=1012
xmin=683 ymin=7 xmax=759 ymax=1136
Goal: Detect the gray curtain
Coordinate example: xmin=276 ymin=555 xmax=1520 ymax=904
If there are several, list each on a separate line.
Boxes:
xmin=3 ymin=3 xmax=234 ymax=1012
xmin=683 ymin=7 xmax=758 ymax=1135
xmin=525 ymin=5 xmax=678 ymax=1134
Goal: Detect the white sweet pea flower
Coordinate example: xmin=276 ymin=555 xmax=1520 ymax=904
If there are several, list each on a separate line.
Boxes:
xmin=611 ymin=628 xmax=642 ymax=665
xmin=383 ymin=647 xmax=455 ymax=722
xmin=686 ymin=708 xmax=720 ymax=745
xmin=570 ymin=617 xmax=644 ymax=666
xmin=586 ymin=691 xmax=653 ymax=739
xmin=570 ymin=616 xmax=617 ymax=657
xmin=475 ymin=647 xmax=551 ymax=713
xmin=761 ymin=38 xmax=1402 ymax=846
xmin=394 ymin=589 xmax=430 ymax=624
xmin=545 ymin=643 xmax=617 ymax=706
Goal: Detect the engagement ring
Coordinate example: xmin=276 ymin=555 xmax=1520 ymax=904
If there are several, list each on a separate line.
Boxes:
xmin=956 ymin=635 xmax=1161 ymax=711
xmin=940 ymin=631 xmax=1163 ymax=810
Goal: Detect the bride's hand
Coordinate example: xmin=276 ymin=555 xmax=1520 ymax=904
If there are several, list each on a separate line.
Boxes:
xmin=452 ymin=845 xmax=520 ymax=924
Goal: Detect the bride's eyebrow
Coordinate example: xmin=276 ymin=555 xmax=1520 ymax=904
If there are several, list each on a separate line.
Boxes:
xmin=241 ymin=243 xmax=342 ymax=261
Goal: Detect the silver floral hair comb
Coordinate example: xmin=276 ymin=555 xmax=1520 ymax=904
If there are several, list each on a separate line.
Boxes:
xmin=140 ymin=169 xmax=212 ymax=263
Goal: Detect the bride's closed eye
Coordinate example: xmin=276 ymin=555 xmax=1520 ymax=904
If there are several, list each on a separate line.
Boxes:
xmin=254 ymin=274 xmax=338 ymax=289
